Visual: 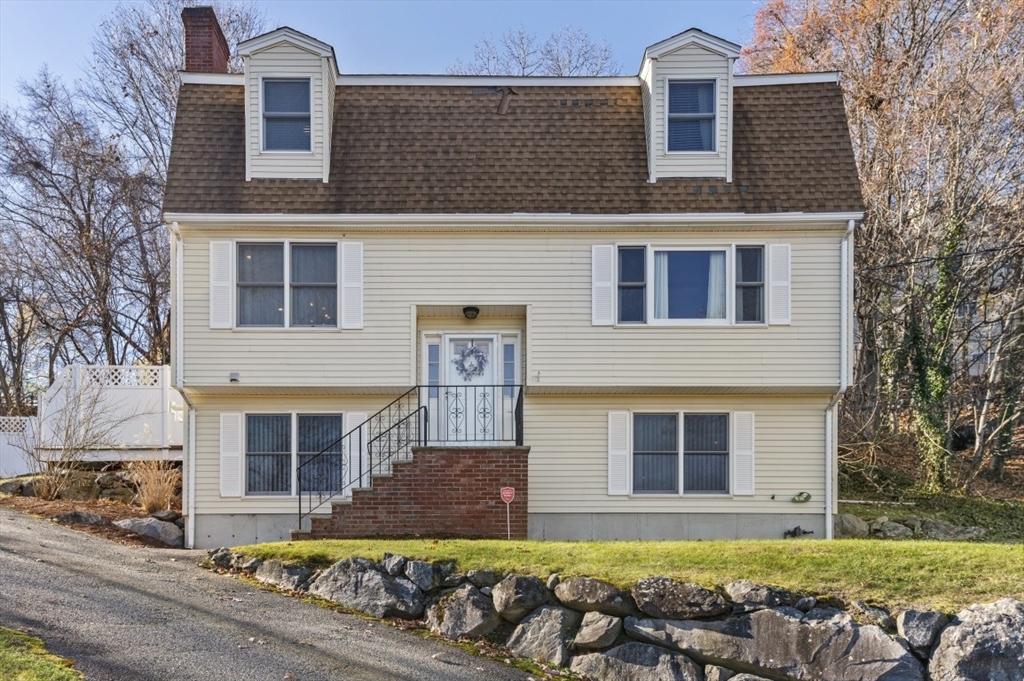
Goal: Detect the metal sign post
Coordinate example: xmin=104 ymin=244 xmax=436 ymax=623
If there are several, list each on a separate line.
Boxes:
xmin=500 ymin=486 xmax=515 ymax=540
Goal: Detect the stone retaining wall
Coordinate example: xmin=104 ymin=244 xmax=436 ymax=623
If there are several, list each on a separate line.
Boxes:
xmin=207 ymin=548 xmax=1023 ymax=681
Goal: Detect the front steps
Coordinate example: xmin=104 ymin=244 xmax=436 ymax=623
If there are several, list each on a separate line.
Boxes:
xmin=304 ymin=446 xmax=529 ymax=539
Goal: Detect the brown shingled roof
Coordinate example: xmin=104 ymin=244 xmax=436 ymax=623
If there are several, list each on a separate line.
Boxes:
xmin=163 ymin=82 xmax=863 ymax=215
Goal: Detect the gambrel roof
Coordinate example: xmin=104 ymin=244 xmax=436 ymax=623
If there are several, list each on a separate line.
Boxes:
xmin=164 ymin=81 xmax=863 ymax=215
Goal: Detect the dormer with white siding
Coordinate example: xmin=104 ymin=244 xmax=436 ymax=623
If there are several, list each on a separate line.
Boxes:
xmin=640 ymin=29 xmax=740 ymax=184
xmin=237 ymin=28 xmax=338 ymax=183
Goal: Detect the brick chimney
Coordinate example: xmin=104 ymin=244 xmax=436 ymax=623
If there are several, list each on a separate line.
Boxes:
xmin=182 ymin=6 xmax=230 ymax=73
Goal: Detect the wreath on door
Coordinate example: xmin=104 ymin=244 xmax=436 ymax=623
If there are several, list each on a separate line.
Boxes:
xmin=452 ymin=345 xmax=488 ymax=381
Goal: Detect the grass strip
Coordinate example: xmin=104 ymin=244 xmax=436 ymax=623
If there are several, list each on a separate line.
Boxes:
xmin=237 ymin=538 xmax=1024 ymax=613
xmin=0 ymin=626 xmax=82 ymax=681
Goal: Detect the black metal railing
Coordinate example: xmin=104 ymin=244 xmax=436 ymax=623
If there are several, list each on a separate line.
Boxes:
xmin=297 ymin=384 xmax=523 ymax=524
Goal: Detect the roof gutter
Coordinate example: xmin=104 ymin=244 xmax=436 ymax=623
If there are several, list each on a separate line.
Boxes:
xmin=164 ymin=211 xmax=865 ymax=229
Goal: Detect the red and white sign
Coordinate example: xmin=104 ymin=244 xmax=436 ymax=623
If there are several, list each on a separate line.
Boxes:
xmin=500 ymin=486 xmax=515 ymax=504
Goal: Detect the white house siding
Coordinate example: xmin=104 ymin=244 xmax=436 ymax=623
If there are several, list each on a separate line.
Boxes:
xmin=245 ymin=42 xmax=326 ymax=180
xmin=178 ymin=226 xmax=844 ymax=391
xmin=649 ymin=43 xmax=731 ymax=179
xmin=526 ymin=394 xmax=827 ymax=514
xmin=190 ymin=395 xmax=395 ymax=517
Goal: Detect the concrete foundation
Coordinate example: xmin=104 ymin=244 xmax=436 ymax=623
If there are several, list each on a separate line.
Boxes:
xmin=528 ymin=512 xmax=826 ymax=541
xmin=191 ymin=513 xmax=304 ymax=549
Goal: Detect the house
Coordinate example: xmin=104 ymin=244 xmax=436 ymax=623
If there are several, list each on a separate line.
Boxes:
xmin=164 ymin=8 xmax=863 ymax=550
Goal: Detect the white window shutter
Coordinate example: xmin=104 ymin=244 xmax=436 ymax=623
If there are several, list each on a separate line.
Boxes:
xmin=345 ymin=412 xmax=368 ymax=491
xmin=219 ymin=413 xmax=243 ymax=497
xmin=607 ymin=411 xmax=630 ymax=495
xmin=209 ymin=241 xmax=233 ymax=329
xmin=768 ymin=243 xmax=792 ymax=325
xmin=733 ymin=411 xmax=755 ymax=496
xmin=592 ymin=245 xmax=615 ymax=326
xmin=341 ymin=242 xmax=364 ymax=329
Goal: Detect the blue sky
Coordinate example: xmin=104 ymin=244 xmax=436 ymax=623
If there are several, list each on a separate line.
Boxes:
xmin=0 ymin=0 xmax=762 ymax=106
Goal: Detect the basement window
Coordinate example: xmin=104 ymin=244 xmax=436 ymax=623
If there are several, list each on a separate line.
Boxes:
xmin=263 ymin=79 xmax=311 ymax=151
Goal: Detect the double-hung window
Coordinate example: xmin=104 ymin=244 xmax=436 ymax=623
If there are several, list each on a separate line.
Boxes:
xmin=263 ymin=79 xmax=311 ymax=151
xmin=246 ymin=413 xmax=344 ymax=496
xmin=615 ymin=246 xmax=764 ymax=325
xmin=632 ymin=413 xmax=729 ymax=495
xmin=667 ymin=80 xmax=715 ymax=152
xmin=237 ymin=242 xmax=337 ymax=328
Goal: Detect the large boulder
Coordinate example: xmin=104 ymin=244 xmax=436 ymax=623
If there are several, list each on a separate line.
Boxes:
xmin=0 ymin=478 xmax=23 ymax=495
xmin=466 ymin=569 xmax=502 ymax=588
xmin=555 ymin=576 xmax=638 ymax=617
xmin=506 ymin=605 xmax=581 ymax=668
xmin=254 ymin=559 xmax=313 ymax=591
xmin=929 ymin=599 xmax=1024 ymax=681
xmin=877 ymin=521 xmax=914 ymax=539
xmin=633 ymin=577 xmax=731 ymax=619
xmin=404 ymin=560 xmax=440 ymax=592
xmin=850 ymin=600 xmax=896 ymax=629
xmin=570 ymin=642 xmax=704 ymax=680
xmin=625 ymin=607 xmax=925 ymax=681
xmin=724 ymin=580 xmax=794 ymax=612
xmin=573 ymin=611 xmax=622 ymax=650
xmin=57 ymin=476 xmax=102 ymax=501
xmin=381 ymin=553 xmax=407 ymax=576
xmin=897 ymin=609 xmax=949 ymax=658
xmin=492 ymin=575 xmax=549 ymax=623
xmin=834 ymin=513 xmax=870 ymax=538
xmin=920 ymin=519 xmax=986 ymax=541
xmin=308 ymin=558 xmax=423 ymax=619
xmin=55 ymin=510 xmax=107 ymax=525
xmin=114 ymin=517 xmax=183 ymax=547
xmin=426 ymin=583 xmax=500 ymax=640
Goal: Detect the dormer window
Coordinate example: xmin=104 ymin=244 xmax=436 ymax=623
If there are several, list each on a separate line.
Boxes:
xmin=667 ymin=80 xmax=716 ymax=153
xmin=263 ymin=79 xmax=311 ymax=151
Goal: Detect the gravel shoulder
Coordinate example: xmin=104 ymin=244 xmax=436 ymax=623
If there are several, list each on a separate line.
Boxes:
xmin=0 ymin=507 xmax=529 ymax=681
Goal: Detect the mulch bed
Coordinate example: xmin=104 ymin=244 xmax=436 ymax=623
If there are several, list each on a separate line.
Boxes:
xmin=0 ymin=494 xmax=178 ymax=549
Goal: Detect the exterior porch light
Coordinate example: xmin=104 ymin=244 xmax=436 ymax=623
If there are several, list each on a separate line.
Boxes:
xmin=462 ymin=306 xmax=480 ymax=320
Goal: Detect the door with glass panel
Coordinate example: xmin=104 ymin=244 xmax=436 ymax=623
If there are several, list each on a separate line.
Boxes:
xmin=443 ymin=336 xmax=499 ymax=443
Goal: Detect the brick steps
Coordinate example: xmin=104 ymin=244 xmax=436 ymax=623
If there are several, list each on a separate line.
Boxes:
xmin=303 ymin=446 xmax=529 ymax=540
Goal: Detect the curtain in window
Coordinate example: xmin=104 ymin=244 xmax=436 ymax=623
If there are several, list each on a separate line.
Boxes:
xmin=633 ymin=414 xmax=678 ymax=493
xmin=683 ymin=414 xmax=729 ymax=493
xmin=246 ymin=414 xmax=291 ymax=494
xmin=654 ymin=251 xmax=669 ymax=319
xmin=706 ymin=251 xmax=726 ymax=319
xmin=291 ymin=244 xmax=337 ymax=326
xmin=298 ymin=414 xmax=344 ymax=494
xmin=697 ymin=85 xmax=714 ymax=150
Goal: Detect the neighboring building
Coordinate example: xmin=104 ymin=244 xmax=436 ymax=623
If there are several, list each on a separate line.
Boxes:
xmin=165 ymin=8 xmax=862 ymax=549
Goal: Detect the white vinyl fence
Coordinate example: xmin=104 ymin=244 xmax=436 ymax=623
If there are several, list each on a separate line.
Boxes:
xmin=0 ymin=416 xmax=36 ymax=478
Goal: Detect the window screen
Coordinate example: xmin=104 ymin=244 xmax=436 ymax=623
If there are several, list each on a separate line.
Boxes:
xmin=264 ymin=80 xmax=311 ymax=151
xmin=633 ymin=413 xmax=678 ymax=493
xmin=246 ymin=414 xmax=291 ymax=494
xmin=237 ymin=244 xmax=284 ymax=326
xmin=290 ymin=244 xmax=337 ymax=326
xmin=683 ymin=413 xmax=729 ymax=493
xmin=668 ymin=81 xmax=715 ymax=152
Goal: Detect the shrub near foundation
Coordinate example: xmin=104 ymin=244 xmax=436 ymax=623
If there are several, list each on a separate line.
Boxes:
xmin=127 ymin=460 xmax=181 ymax=513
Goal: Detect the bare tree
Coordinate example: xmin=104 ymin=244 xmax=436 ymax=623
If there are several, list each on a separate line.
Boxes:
xmin=15 ymin=372 xmax=147 ymax=500
xmin=0 ymin=0 xmax=267 ymax=398
xmin=448 ymin=24 xmax=619 ymax=76
xmin=742 ymin=0 xmax=1024 ymax=490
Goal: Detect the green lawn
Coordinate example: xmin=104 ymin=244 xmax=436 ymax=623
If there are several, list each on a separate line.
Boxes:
xmin=0 ymin=627 xmax=81 ymax=681
xmin=237 ymin=538 xmax=1024 ymax=613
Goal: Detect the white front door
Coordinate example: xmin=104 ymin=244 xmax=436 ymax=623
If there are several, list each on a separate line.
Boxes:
xmin=443 ymin=335 xmax=499 ymax=443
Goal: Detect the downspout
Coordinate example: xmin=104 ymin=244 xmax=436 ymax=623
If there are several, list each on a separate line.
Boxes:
xmin=825 ymin=218 xmax=857 ymax=539
xmin=169 ymin=221 xmax=198 ymax=549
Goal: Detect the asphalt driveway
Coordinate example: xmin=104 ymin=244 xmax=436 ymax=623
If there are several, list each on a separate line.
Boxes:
xmin=0 ymin=507 xmax=529 ymax=681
